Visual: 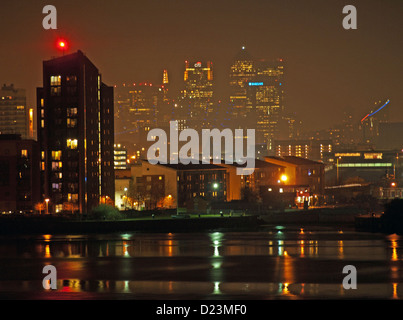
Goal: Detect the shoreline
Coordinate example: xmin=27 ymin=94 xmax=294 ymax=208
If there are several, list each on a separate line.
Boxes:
xmin=0 ymin=206 xmax=369 ymax=235
xmin=0 ymin=215 xmax=264 ymax=235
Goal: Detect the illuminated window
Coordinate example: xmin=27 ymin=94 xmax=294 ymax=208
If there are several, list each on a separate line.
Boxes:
xmin=52 ymin=150 xmax=62 ymax=160
xmin=50 ymin=75 xmax=61 ymax=86
xmin=364 ymin=153 xmax=383 ymax=160
xmin=66 ymin=75 xmax=77 ymax=85
xmin=41 ymin=119 xmax=45 ymax=128
xmin=67 ymin=118 xmax=77 ymax=128
xmin=52 ymin=183 xmax=62 ymax=191
xmin=67 ymin=107 xmax=78 ymax=117
xmin=21 ymin=149 xmax=28 ymax=158
xmin=51 ymin=161 xmax=63 ymax=170
xmin=67 ymin=139 xmax=78 ymax=149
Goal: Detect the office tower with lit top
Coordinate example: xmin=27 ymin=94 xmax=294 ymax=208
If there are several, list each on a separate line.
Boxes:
xmin=180 ymin=61 xmax=214 ymax=129
xmin=229 ymin=47 xmax=256 ymax=122
xmin=37 ymin=50 xmax=114 ymax=214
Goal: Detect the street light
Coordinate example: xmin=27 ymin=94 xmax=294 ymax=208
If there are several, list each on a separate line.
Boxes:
xmin=45 ymin=198 xmax=50 ymax=215
xmin=280 ymin=174 xmax=288 ymax=183
xmin=336 ymin=156 xmax=341 ymax=184
xmin=124 ymin=187 xmax=128 ymax=209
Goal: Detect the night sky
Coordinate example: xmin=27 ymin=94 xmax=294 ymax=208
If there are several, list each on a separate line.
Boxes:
xmin=1 ymin=0 xmax=402 ymax=130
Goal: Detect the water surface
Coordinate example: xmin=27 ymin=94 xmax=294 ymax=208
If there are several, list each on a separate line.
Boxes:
xmin=0 ymin=225 xmax=402 ymax=299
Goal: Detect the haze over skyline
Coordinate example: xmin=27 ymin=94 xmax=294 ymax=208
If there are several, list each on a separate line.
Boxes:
xmin=1 ymin=0 xmax=402 ymax=131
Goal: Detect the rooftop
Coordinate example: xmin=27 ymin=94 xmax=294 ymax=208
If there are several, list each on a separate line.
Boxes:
xmin=143 ymin=160 xmax=226 ymax=171
xmin=265 ymin=156 xmax=324 ymax=166
xmin=233 ymin=47 xmax=253 ymax=62
xmin=221 ymin=158 xmax=285 ymax=169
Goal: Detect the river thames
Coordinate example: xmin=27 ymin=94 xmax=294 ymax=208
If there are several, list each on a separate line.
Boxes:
xmin=0 ymin=225 xmax=403 ymax=300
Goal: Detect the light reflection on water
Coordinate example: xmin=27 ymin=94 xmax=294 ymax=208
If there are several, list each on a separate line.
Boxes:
xmin=1 ymin=227 xmax=403 ymax=299
xmin=1 ymin=279 xmax=403 ymax=299
xmin=4 ymin=231 xmax=391 ymax=260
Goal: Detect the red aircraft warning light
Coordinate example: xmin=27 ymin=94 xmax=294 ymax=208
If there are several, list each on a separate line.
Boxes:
xmin=57 ymin=39 xmax=68 ymax=55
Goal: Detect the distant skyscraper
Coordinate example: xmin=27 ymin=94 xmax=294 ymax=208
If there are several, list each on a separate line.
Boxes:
xmin=114 ymin=82 xmax=167 ymax=155
xmin=37 ymin=50 xmax=115 ymax=214
xmin=229 ymin=47 xmax=256 ymax=121
xmin=159 ymin=69 xmax=171 ymax=104
xmin=180 ymin=60 xmax=214 ymax=129
xmin=229 ymin=48 xmax=286 ymax=153
xmin=162 ymin=69 xmax=169 ymax=85
xmin=0 ymin=84 xmax=33 ymax=139
xmin=129 ymin=83 xmax=159 ymax=131
xmin=248 ymin=58 xmax=285 ymax=150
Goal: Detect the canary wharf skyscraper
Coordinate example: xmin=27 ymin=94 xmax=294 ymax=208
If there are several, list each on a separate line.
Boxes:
xmin=229 ymin=47 xmax=286 ymax=154
xmin=249 ymin=58 xmax=285 ymax=150
xmin=37 ymin=50 xmax=115 ymax=214
xmin=180 ymin=60 xmax=214 ymax=130
xmin=229 ymin=47 xmax=256 ymax=121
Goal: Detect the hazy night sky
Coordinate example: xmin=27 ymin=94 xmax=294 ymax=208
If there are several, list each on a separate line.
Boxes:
xmin=1 ymin=0 xmax=402 ymax=130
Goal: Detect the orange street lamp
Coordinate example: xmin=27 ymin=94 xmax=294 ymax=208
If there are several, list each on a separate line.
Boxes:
xmin=45 ymin=198 xmax=50 ymax=214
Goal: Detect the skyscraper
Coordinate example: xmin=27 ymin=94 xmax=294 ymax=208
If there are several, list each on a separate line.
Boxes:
xmin=229 ymin=47 xmax=256 ymax=122
xmin=114 ymin=82 xmax=167 ymax=155
xmin=180 ymin=60 xmax=214 ymax=130
xmin=248 ymin=58 xmax=285 ymax=150
xmin=229 ymin=49 xmax=286 ymax=153
xmin=0 ymin=84 xmax=33 ymax=139
xmin=37 ymin=50 xmax=115 ymax=214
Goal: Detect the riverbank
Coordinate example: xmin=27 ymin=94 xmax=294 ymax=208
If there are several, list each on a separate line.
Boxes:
xmin=0 ymin=205 xmax=368 ymax=235
xmin=259 ymin=206 xmax=367 ymax=227
xmin=0 ymin=214 xmax=263 ymax=235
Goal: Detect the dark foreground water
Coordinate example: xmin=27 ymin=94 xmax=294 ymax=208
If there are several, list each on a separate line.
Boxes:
xmin=1 ymin=225 xmax=403 ymax=300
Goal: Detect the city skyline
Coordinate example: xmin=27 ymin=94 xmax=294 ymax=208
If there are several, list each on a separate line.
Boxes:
xmin=2 ymin=1 xmax=403 ymax=304
xmin=0 ymin=0 xmax=402 ymax=131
